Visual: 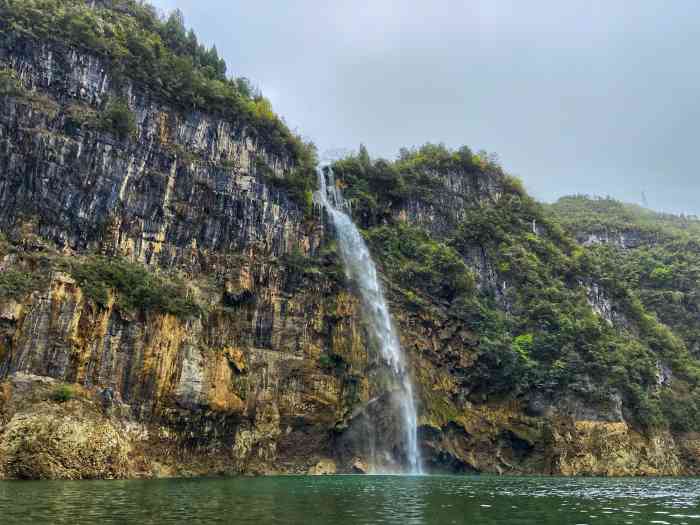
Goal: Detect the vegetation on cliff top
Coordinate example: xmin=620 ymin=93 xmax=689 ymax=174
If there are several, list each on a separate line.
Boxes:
xmin=331 ymin=144 xmax=504 ymax=227
xmin=550 ymin=195 xmax=700 ymax=240
xmin=0 ymin=0 xmax=315 ymax=171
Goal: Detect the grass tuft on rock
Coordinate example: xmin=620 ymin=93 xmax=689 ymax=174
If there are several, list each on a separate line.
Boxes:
xmin=51 ymin=384 xmax=76 ymax=403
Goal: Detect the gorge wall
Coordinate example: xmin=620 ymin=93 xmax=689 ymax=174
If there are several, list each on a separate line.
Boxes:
xmin=0 ymin=0 xmax=698 ymax=479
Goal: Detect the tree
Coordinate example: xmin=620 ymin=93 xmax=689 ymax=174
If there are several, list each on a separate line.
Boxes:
xmin=358 ymin=144 xmax=371 ymax=168
xmin=162 ymin=9 xmax=187 ymax=54
xmin=186 ymin=29 xmax=198 ymax=57
xmin=98 ymin=99 xmax=137 ymax=140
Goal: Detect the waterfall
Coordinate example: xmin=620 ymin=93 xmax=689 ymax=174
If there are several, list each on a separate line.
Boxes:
xmin=316 ymin=168 xmax=422 ymax=475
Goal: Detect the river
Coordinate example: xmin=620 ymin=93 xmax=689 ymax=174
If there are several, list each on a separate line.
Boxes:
xmin=0 ymin=475 xmax=698 ymax=524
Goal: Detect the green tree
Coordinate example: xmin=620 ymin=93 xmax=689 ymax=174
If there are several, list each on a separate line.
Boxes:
xmin=98 ymin=99 xmax=137 ymax=140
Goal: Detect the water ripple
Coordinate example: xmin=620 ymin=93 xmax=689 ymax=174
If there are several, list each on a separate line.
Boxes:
xmin=0 ymin=475 xmax=697 ymax=524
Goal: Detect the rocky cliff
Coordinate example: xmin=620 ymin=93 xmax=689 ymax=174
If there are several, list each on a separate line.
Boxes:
xmin=0 ymin=0 xmax=698 ymax=479
xmin=0 ymin=0 xmax=362 ymax=477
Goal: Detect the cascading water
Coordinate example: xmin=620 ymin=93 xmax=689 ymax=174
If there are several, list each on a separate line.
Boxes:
xmin=316 ymin=168 xmax=422 ymax=475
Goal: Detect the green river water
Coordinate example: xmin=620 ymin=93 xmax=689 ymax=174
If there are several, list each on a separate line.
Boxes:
xmin=0 ymin=475 xmax=698 ymax=524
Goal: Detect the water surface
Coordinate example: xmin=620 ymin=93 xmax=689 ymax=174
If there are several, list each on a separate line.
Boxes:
xmin=0 ymin=475 xmax=698 ymax=524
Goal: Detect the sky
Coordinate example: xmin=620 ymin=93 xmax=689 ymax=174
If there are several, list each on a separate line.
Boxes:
xmin=150 ymin=0 xmax=700 ymax=215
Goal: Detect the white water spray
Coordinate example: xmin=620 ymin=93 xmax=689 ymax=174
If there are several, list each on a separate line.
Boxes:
xmin=316 ymin=168 xmax=422 ymax=475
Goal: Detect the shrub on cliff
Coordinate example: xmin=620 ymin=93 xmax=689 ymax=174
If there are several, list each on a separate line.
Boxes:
xmin=257 ymin=157 xmax=317 ymax=217
xmin=366 ymin=223 xmax=475 ymax=302
xmin=51 ymin=384 xmax=77 ymax=403
xmin=96 ymin=98 xmax=137 ymax=140
xmin=319 ymin=353 xmax=347 ymax=372
xmin=63 ymin=103 xmax=98 ymax=135
xmin=0 ymin=68 xmax=23 ymax=97
xmin=71 ymin=257 xmax=200 ymax=319
xmin=0 ymin=270 xmax=35 ymax=301
xmin=661 ymin=389 xmax=700 ymax=432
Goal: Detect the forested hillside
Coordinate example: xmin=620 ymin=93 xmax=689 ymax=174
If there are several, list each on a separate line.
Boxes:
xmin=333 ymin=148 xmax=700 ymax=437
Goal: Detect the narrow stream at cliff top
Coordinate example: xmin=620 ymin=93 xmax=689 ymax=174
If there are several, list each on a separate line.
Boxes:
xmin=316 ymin=168 xmax=422 ymax=475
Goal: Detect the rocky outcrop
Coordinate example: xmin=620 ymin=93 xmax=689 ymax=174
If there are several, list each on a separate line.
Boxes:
xmin=390 ymin=169 xmax=503 ymax=237
xmin=419 ymin=407 xmax=686 ymax=477
xmin=307 ymin=458 xmax=337 ymax=475
xmin=578 ymin=230 xmax=656 ymax=249
xmin=0 ymin=374 xmax=136 ymax=479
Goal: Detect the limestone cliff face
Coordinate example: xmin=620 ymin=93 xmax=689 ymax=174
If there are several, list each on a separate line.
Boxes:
xmin=0 ymin=250 xmax=372 ymax=476
xmin=0 ymin=37 xmax=306 ymax=265
xmin=0 ymin=34 xmax=371 ymax=477
xmin=0 ymin=25 xmax=697 ymax=478
xmin=390 ymin=170 xmax=502 ymax=237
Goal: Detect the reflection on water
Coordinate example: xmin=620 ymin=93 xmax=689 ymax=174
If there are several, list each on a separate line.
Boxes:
xmin=0 ymin=475 xmax=698 ymax=524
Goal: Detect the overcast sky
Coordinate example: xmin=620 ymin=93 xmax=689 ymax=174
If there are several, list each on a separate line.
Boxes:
xmin=150 ymin=0 xmax=700 ymax=215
